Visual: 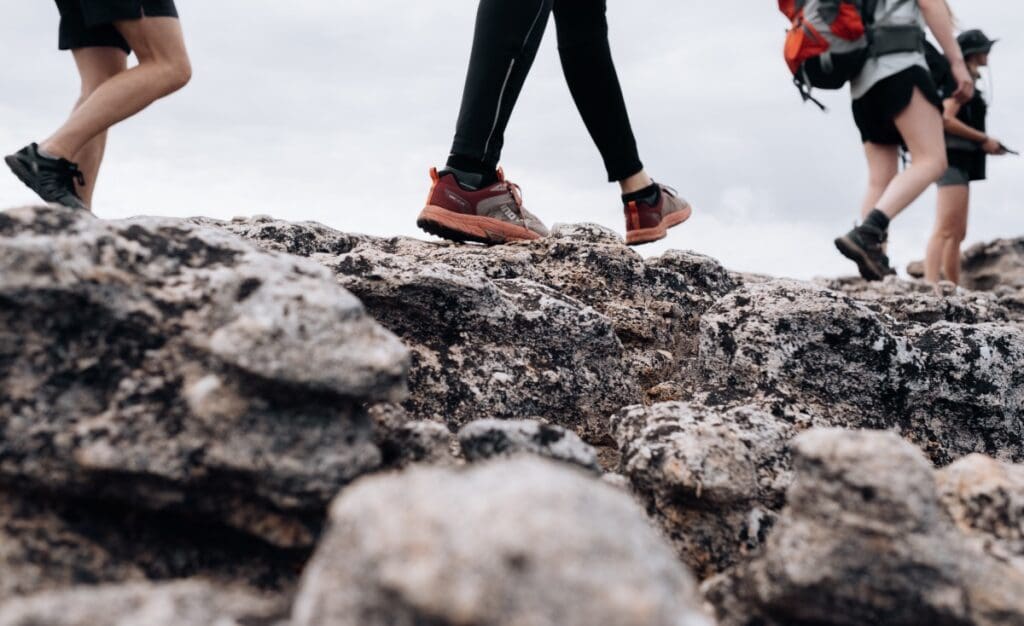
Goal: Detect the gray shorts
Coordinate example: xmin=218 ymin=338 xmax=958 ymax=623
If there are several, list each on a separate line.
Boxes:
xmin=937 ymin=166 xmax=970 ymax=187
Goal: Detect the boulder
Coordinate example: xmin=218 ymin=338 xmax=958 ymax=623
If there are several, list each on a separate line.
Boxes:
xmin=458 ymin=418 xmax=600 ymax=471
xmin=712 ymin=429 xmax=1024 ymax=626
xmin=937 ymin=454 xmax=1024 ymax=561
xmin=612 ymin=401 xmax=799 ymax=577
xmin=0 ymin=206 xmax=409 ymax=547
xmin=291 ymin=457 xmax=712 ymax=626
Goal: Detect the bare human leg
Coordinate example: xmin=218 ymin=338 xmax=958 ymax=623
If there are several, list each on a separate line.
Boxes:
xmin=68 ymin=47 xmax=128 ymax=207
xmin=924 ymin=184 xmax=969 ymax=285
xmin=41 ymin=17 xmax=190 ymax=161
xmin=860 ymin=142 xmax=899 ymax=221
xmin=875 ymin=89 xmax=948 ymax=220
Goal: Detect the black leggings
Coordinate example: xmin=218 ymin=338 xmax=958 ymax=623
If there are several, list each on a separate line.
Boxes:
xmin=449 ymin=0 xmax=643 ymax=182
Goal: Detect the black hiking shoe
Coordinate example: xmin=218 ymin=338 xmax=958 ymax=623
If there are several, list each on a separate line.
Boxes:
xmin=834 ymin=223 xmax=897 ymax=281
xmin=4 ymin=143 xmax=88 ymax=211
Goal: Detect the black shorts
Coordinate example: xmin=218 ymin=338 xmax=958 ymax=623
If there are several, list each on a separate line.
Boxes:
xmin=938 ymin=149 xmax=986 ymax=186
xmin=56 ymin=0 xmax=179 ymax=55
xmin=852 ymin=66 xmax=943 ymax=146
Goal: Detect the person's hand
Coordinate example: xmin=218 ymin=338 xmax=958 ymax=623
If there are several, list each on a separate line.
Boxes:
xmin=950 ymin=60 xmax=975 ymax=103
xmin=982 ymin=137 xmax=1007 ymax=155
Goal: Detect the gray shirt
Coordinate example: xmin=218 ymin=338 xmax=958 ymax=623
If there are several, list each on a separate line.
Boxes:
xmin=850 ymin=0 xmax=928 ymax=100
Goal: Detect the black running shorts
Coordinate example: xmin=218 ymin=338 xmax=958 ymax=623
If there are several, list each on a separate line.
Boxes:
xmin=55 ymin=0 xmax=179 ymax=55
xmin=851 ymin=66 xmax=943 ymax=146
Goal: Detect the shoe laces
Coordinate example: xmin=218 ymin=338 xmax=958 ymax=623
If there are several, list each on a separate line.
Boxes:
xmin=43 ymin=159 xmax=85 ymax=190
xmin=66 ymin=162 xmax=85 ymax=187
xmin=497 ymin=167 xmax=529 ymax=223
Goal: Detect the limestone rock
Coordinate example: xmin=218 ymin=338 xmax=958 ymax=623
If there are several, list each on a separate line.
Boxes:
xmin=937 ymin=454 xmax=1024 ymax=561
xmin=715 ymin=429 xmax=1024 ymax=626
xmin=0 ymin=206 xmax=409 ymax=547
xmin=221 ymin=216 xmax=737 ymax=442
xmin=0 ymin=580 xmax=287 ymax=626
xmin=292 ymin=458 xmax=712 ymax=626
xmin=371 ymin=404 xmax=455 ymax=469
xmin=961 ymin=238 xmax=1024 ymax=291
xmin=818 ymin=276 xmax=1010 ymax=326
xmin=613 ymin=401 xmax=798 ymax=577
xmin=699 ymin=279 xmax=1024 ymax=464
xmin=0 ymin=489 xmax=301 ymax=603
xmin=458 ymin=418 xmax=600 ymax=471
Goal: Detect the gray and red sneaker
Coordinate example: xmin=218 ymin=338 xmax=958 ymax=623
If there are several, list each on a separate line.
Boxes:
xmin=624 ymin=184 xmax=692 ymax=246
xmin=417 ymin=168 xmax=549 ymax=245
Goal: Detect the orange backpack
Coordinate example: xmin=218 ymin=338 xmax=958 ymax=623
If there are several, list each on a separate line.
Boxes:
xmin=780 ymin=0 xmax=921 ymax=109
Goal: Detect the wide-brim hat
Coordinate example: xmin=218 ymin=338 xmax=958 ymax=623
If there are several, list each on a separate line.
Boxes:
xmin=958 ymin=29 xmax=998 ymax=57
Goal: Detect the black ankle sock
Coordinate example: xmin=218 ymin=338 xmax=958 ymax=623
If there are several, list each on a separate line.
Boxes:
xmin=864 ymin=209 xmax=891 ymax=231
xmin=622 ymin=183 xmax=660 ymax=206
xmin=445 ymin=154 xmax=499 ymax=189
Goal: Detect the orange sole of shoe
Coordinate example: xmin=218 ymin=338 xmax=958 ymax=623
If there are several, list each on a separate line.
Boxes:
xmin=417 ymin=205 xmax=542 ymax=245
xmin=626 ymin=205 xmax=693 ymax=246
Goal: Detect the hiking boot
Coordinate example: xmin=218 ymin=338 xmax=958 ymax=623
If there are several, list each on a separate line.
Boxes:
xmin=417 ymin=168 xmax=549 ymax=245
xmin=4 ymin=143 xmax=88 ymax=211
xmin=624 ymin=184 xmax=693 ymax=246
xmin=834 ymin=223 xmax=897 ymax=281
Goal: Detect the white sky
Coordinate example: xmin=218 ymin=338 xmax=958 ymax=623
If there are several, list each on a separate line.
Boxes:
xmin=1 ymin=1 xmax=1021 ymax=279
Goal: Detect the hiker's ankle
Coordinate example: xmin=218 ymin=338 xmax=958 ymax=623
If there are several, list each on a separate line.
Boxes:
xmin=619 ymin=171 xmax=654 ymax=195
xmin=38 ymin=140 xmax=72 ymax=162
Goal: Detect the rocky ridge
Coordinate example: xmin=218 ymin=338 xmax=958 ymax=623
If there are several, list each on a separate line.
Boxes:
xmin=2 ymin=206 xmax=1023 ymax=624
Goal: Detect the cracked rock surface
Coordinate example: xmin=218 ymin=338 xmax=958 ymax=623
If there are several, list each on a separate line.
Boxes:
xmin=4 ymin=207 xmax=1024 ymax=625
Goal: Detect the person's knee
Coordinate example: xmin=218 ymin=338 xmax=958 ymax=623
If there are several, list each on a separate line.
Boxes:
xmin=155 ymin=55 xmax=192 ymax=95
xmin=919 ymin=153 xmax=948 ymax=181
xmin=167 ymin=56 xmax=192 ymax=92
xmin=934 ymin=218 xmax=966 ymax=242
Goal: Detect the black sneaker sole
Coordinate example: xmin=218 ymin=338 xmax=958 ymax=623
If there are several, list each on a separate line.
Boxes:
xmin=835 ymin=235 xmax=884 ymax=281
xmin=417 ymin=217 xmax=494 ymax=245
xmin=5 ymin=154 xmax=87 ymax=211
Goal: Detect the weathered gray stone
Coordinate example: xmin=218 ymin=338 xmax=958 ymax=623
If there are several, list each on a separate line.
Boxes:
xmin=0 ymin=206 xmax=409 ymax=547
xmin=937 ymin=454 xmax=1024 ymax=562
xmin=371 ymin=404 xmax=455 ymax=469
xmin=458 ymin=418 xmax=600 ymax=471
xmin=908 ymin=238 xmax=1024 ymax=293
xmin=0 ymin=580 xmax=287 ymax=626
xmin=699 ymin=279 xmax=1024 ymax=464
xmin=292 ymin=458 xmax=712 ymax=626
xmin=613 ymin=401 xmax=798 ymax=577
xmin=714 ymin=429 xmax=1024 ymax=626
xmin=220 ymin=216 xmax=737 ymax=442
xmin=818 ymin=275 xmax=1010 ymax=326
xmin=0 ymin=489 xmax=301 ymax=603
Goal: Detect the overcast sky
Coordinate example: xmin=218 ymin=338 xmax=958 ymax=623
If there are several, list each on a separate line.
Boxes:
xmin=1 ymin=2 xmax=1021 ymax=279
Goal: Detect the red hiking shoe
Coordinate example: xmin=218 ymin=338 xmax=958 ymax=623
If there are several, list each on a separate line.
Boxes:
xmin=624 ymin=184 xmax=693 ymax=246
xmin=417 ymin=168 xmax=549 ymax=245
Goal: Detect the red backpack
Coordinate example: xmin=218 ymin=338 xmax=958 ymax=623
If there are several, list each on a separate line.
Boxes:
xmin=780 ymin=0 xmax=922 ymax=109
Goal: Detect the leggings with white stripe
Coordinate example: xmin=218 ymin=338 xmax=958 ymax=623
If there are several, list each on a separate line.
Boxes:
xmin=448 ymin=0 xmax=643 ymax=182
